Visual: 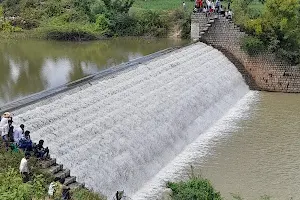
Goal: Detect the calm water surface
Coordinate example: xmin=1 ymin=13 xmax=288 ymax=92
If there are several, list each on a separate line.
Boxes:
xmin=199 ymin=92 xmax=300 ymax=200
xmin=0 ymin=38 xmax=187 ymax=105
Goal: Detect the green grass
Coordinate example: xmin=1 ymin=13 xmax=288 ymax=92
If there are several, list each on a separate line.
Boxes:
xmin=0 ymin=147 xmax=105 ymax=200
xmin=133 ymin=0 xmax=195 ymax=11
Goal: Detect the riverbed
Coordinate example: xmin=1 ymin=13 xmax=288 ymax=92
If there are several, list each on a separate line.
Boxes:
xmin=0 ymin=38 xmax=187 ymax=105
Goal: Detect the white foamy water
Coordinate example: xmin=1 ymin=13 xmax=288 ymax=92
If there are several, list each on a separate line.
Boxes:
xmin=14 ymin=42 xmax=251 ymax=198
xmin=131 ymin=91 xmax=258 ymax=200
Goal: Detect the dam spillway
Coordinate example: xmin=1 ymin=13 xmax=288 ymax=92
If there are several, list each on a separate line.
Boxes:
xmin=13 ymin=42 xmax=251 ymax=198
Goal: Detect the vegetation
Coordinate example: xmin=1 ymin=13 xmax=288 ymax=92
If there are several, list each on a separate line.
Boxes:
xmin=0 ymin=0 xmax=192 ymax=40
xmin=232 ymin=0 xmax=300 ymax=65
xmin=0 ymin=148 xmax=104 ymax=200
xmin=132 ymin=0 xmax=194 ymax=11
xmin=167 ymin=177 xmax=222 ymax=200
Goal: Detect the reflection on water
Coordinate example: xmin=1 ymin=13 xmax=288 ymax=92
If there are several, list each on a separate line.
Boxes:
xmin=199 ymin=92 xmax=300 ymax=200
xmin=0 ymin=38 xmax=187 ymax=105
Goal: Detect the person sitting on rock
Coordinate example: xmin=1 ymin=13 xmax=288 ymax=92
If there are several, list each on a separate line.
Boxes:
xmin=34 ymin=139 xmax=49 ymax=159
xmin=18 ymin=131 xmax=33 ymax=151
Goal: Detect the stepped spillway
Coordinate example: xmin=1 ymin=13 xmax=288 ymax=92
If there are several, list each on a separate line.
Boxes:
xmin=14 ymin=42 xmax=250 ymax=198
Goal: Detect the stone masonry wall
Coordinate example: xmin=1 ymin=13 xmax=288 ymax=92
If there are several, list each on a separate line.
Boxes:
xmin=192 ymin=13 xmax=300 ymax=92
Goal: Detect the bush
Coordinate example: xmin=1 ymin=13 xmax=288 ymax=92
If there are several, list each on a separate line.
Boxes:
xmin=0 ymin=167 xmax=47 ymax=200
xmin=108 ymin=13 xmax=138 ymax=36
xmin=241 ymin=35 xmax=265 ymax=56
xmin=39 ymin=17 xmax=98 ymax=40
xmin=167 ymin=177 xmax=222 ymax=200
xmin=169 ymin=9 xmax=191 ymax=39
xmin=72 ymin=188 xmax=106 ymax=200
xmin=134 ymin=10 xmax=169 ymax=37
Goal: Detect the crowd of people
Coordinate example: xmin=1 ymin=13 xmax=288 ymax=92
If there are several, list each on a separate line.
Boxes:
xmin=0 ymin=112 xmax=49 ymax=159
xmin=0 ymin=111 xmax=72 ymax=199
xmin=193 ymin=0 xmax=233 ymax=19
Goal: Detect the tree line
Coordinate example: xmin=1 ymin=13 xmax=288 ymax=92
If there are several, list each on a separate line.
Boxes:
xmin=234 ymin=0 xmax=300 ymax=65
xmin=0 ymin=0 xmax=190 ymax=40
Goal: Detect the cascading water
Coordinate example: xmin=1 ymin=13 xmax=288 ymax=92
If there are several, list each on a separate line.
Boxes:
xmin=14 ymin=42 xmax=251 ymax=198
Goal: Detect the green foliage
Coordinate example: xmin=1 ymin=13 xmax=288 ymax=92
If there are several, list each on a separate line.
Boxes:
xmin=0 ymin=148 xmax=104 ymax=199
xmin=95 ymin=14 xmax=109 ymax=33
xmin=169 ymin=9 xmax=191 ymax=39
xmin=233 ymin=0 xmax=300 ymax=64
xmin=133 ymin=10 xmax=169 ymax=36
xmin=0 ymin=167 xmax=46 ymax=200
xmin=72 ymin=188 xmax=106 ymax=200
xmin=167 ymin=177 xmax=222 ymax=200
xmin=0 ymin=0 xmax=191 ymax=39
xmin=241 ymin=35 xmax=265 ymax=55
xmin=167 ymin=167 xmax=222 ymax=200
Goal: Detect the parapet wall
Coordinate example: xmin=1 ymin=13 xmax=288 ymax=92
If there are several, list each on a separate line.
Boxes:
xmin=192 ymin=13 xmax=300 ymax=92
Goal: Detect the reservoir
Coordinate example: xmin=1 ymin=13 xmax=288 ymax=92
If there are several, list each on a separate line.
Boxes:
xmin=0 ymin=38 xmax=187 ymax=105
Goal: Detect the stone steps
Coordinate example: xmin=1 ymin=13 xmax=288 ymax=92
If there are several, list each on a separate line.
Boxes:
xmin=39 ymin=157 xmax=85 ymax=190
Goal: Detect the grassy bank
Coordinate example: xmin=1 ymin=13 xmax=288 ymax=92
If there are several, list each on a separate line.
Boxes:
xmin=0 ymin=148 xmax=105 ymax=200
xmin=0 ymin=0 xmax=192 ymax=40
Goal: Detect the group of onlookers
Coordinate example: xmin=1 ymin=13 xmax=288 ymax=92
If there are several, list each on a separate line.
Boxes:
xmin=0 ymin=112 xmax=50 ymax=180
xmin=194 ymin=0 xmax=233 ymax=19
xmin=0 ymin=112 xmax=49 ymax=158
xmin=1 ymin=112 xmax=71 ymax=199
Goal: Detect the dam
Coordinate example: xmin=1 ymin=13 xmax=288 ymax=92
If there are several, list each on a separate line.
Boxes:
xmin=11 ymin=42 xmax=255 ymax=198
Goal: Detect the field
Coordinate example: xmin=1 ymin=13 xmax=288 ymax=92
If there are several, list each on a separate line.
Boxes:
xmin=133 ymin=0 xmax=195 ymax=11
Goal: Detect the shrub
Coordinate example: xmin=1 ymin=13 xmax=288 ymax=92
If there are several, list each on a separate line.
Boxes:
xmin=0 ymin=167 xmax=46 ymax=200
xmin=72 ymin=188 xmax=106 ymax=200
xmin=39 ymin=17 xmax=98 ymax=40
xmin=169 ymin=9 xmax=191 ymax=39
xmin=241 ymin=35 xmax=265 ymax=56
xmin=94 ymin=14 xmax=110 ymax=34
xmin=167 ymin=177 xmax=222 ymax=200
xmin=108 ymin=13 xmax=138 ymax=36
xmin=134 ymin=10 xmax=169 ymax=37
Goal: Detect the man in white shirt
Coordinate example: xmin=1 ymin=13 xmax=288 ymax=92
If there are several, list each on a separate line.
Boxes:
xmin=13 ymin=124 xmax=24 ymax=145
xmin=19 ymin=153 xmax=30 ymax=183
xmin=0 ymin=113 xmax=10 ymax=150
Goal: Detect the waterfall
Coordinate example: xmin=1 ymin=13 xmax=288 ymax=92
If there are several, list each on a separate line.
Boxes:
xmin=14 ymin=42 xmax=250 ymax=198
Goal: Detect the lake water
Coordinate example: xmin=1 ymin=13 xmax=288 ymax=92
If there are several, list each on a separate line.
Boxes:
xmin=0 ymin=38 xmax=187 ymax=105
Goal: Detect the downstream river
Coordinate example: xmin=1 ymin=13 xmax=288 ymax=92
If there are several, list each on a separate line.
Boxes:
xmin=198 ymin=92 xmax=300 ymax=200
xmin=0 ymin=38 xmax=187 ymax=105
